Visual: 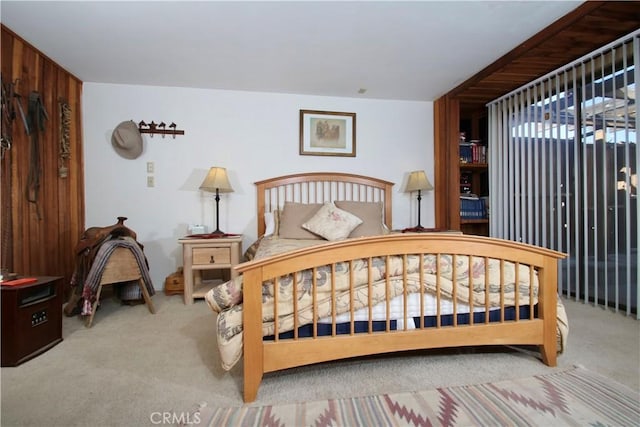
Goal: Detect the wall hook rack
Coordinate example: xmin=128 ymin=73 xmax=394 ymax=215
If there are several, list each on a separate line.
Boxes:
xmin=138 ymin=120 xmax=185 ymax=138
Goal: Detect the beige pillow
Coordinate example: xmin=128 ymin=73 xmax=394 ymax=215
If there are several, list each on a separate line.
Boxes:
xmin=302 ymin=202 xmax=363 ymax=241
xmin=334 ymin=201 xmax=384 ymax=237
xmin=279 ymin=203 xmax=323 ymax=239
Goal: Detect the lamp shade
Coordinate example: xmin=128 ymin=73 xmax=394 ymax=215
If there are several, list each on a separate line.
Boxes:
xmin=199 ymin=167 xmax=234 ymax=193
xmin=405 ymin=170 xmax=433 ymax=192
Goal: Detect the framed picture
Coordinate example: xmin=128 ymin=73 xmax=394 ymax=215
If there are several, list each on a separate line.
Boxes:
xmin=299 ymin=110 xmax=356 ymax=157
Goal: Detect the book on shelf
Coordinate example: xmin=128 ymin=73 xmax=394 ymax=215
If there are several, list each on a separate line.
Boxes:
xmin=459 ymin=140 xmax=487 ymax=164
xmin=460 ymin=194 xmax=487 ymax=219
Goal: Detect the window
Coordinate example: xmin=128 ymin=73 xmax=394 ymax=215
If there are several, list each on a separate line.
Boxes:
xmin=489 ymin=30 xmax=638 ymax=316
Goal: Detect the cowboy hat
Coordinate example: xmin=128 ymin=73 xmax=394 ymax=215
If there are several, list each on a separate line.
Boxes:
xmin=111 ymin=120 xmax=143 ymax=159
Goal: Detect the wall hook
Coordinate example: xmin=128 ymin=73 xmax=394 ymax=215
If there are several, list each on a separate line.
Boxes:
xmin=137 ymin=120 xmax=185 ymax=138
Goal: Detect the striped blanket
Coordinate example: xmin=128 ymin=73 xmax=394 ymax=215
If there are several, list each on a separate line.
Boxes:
xmin=81 ymin=236 xmax=154 ymax=315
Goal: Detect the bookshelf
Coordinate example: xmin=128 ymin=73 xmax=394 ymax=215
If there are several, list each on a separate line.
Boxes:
xmin=459 ymin=119 xmax=489 ymax=236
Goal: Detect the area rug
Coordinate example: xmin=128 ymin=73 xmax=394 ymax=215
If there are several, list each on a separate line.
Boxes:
xmin=188 ymin=366 xmax=639 ymax=426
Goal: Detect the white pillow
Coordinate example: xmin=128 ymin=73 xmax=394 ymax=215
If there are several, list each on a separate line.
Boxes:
xmin=264 ymin=212 xmax=275 ymax=236
xmin=302 ymin=202 xmax=363 ymax=241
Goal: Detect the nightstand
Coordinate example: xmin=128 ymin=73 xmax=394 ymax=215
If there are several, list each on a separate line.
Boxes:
xmin=178 ymin=235 xmax=243 ymax=305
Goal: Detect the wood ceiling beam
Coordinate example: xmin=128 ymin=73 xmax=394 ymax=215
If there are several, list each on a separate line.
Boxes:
xmin=447 ymin=1 xmax=606 ymax=98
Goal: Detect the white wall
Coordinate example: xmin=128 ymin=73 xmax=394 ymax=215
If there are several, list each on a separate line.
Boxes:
xmin=82 ymin=83 xmax=434 ymax=289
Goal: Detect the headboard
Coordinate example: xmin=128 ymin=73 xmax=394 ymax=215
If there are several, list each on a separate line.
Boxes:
xmin=255 ymin=172 xmax=394 ymax=236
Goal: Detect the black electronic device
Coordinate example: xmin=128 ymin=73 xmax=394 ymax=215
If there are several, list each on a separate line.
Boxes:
xmin=1 ymin=276 xmax=64 ymax=367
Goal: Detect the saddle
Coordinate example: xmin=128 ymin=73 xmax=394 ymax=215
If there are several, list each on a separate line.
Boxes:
xmin=64 ymin=216 xmax=143 ymax=316
xmin=75 ymin=216 xmax=139 ymax=259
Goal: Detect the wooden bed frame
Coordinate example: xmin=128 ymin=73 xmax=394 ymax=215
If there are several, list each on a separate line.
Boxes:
xmin=236 ymin=172 xmax=566 ymax=402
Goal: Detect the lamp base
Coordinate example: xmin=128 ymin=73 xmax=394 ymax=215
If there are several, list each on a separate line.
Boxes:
xmin=209 ymin=229 xmax=226 ymax=236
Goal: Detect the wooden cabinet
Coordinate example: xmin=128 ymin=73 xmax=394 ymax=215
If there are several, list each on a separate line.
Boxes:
xmin=178 ymin=236 xmax=243 ymax=305
xmin=1 ymin=276 xmax=63 ymax=366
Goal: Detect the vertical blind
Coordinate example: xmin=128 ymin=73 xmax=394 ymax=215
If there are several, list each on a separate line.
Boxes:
xmin=488 ymin=29 xmax=639 ymax=318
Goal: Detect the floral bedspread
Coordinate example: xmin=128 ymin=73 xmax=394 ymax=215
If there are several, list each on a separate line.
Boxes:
xmin=206 ymin=236 xmax=569 ymax=371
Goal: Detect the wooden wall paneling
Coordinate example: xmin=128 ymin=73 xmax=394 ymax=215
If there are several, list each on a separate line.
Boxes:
xmin=433 ymin=96 xmax=446 ymax=229
xmin=56 ymin=74 xmax=85 ymax=283
xmin=56 ymin=73 xmax=71 ymax=282
xmin=433 ymin=95 xmax=460 ymax=231
xmin=63 ymin=76 xmax=81 ymax=278
xmin=68 ymin=79 xmax=85 ymax=262
xmin=10 ymin=35 xmax=28 ymax=276
xmin=24 ymin=39 xmax=42 ymax=272
xmin=1 ymin=24 xmax=84 ymax=291
xmin=1 ymin=28 xmax=14 ymax=272
xmin=42 ymin=58 xmax=59 ymax=273
xmin=13 ymin=35 xmax=30 ymax=273
xmin=445 ymin=97 xmax=461 ymax=232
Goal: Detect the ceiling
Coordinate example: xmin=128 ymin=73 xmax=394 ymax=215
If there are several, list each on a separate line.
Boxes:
xmin=0 ymin=1 xmax=584 ymax=102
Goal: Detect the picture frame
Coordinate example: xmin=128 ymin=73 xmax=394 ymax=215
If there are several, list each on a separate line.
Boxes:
xmin=299 ymin=110 xmax=356 ymax=157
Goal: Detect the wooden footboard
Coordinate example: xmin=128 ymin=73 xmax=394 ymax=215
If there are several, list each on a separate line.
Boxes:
xmin=236 ymin=233 xmax=566 ymax=402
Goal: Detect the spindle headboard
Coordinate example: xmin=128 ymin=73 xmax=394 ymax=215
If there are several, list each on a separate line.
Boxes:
xmin=255 ymin=172 xmax=394 ymax=236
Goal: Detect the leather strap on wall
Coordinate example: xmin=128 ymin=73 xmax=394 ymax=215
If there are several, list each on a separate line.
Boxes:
xmin=26 ymin=91 xmax=48 ymax=220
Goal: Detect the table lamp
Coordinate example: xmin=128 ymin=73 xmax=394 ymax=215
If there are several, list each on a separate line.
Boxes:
xmin=404 ymin=170 xmax=433 ymax=232
xmin=199 ymin=167 xmax=234 ymax=235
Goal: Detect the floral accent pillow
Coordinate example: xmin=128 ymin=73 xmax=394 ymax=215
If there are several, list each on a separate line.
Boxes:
xmin=302 ymin=202 xmax=363 ymax=241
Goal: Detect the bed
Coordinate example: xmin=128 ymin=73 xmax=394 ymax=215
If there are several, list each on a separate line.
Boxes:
xmin=205 ymin=172 xmax=568 ymax=402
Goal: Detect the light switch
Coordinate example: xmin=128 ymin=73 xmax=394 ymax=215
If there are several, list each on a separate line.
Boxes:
xmin=147 ymin=162 xmax=154 ymax=173
xmin=147 ymin=176 xmax=155 ymax=187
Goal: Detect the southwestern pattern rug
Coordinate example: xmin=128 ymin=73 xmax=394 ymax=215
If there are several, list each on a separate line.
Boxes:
xmin=188 ymin=366 xmax=639 ymax=426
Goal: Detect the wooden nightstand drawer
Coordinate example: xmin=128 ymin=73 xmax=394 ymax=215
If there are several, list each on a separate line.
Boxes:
xmin=179 ymin=235 xmax=243 ymax=305
xmin=192 ymin=247 xmax=231 ymax=265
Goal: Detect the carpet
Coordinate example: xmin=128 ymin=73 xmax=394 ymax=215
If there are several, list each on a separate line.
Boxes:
xmin=188 ymin=366 xmax=639 ymax=426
